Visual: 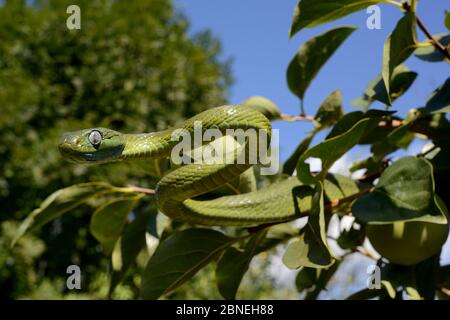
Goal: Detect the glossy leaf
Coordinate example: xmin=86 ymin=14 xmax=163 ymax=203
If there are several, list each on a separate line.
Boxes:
xmin=353 ymin=65 xmax=417 ymax=109
xmin=296 ymin=267 xmax=320 ymax=292
xmin=216 ymin=230 xmax=267 ymax=300
xmin=350 ymin=156 xmax=385 ymax=177
xmin=345 ymin=288 xmax=382 ymax=300
xmin=382 ymin=13 xmax=417 ymax=104
xmin=414 ymin=34 xmax=450 ymax=62
xmin=324 ymin=173 xmax=360 ymax=201
xmin=289 ymin=0 xmax=382 ymax=38
xmin=326 ymin=111 xmax=364 ymax=139
xmin=90 ymin=196 xmax=141 ymax=253
xmin=425 ymin=77 xmax=450 ymax=113
xmin=325 ymin=109 xmax=393 ymax=141
xmin=255 ymin=223 xmax=298 ymax=254
xmin=287 ymin=27 xmax=356 ymax=101
xmin=352 ymin=156 xmax=447 ymax=224
xmin=12 ymin=182 xmax=114 ymax=246
xmin=109 ymin=209 xmax=155 ymax=295
xmin=337 ymin=227 xmax=365 ymax=250
xmin=386 ymin=124 xmax=414 ymax=149
xmin=314 ymin=90 xmax=343 ymax=128
xmin=297 ymin=118 xmax=376 ymax=185
xmin=141 ymin=228 xmax=235 ymax=299
xmin=241 ymin=96 xmax=282 ymax=120
xmin=282 ymin=182 xmax=334 ymax=269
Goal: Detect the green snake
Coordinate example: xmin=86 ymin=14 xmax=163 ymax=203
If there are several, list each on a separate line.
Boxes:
xmin=59 ymin=105 xmax=303 ymax=226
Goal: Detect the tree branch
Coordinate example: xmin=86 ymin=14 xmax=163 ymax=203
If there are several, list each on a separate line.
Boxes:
xmin=403 ymin=2 xmax=450 ymax=60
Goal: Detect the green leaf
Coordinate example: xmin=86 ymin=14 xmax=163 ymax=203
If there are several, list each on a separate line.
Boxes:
xmin=405 ymin=286 xmax=423 ymax=300
xmin=324 ymin=173 xmax=360 ymax=201
xmin=287 ymin=27 xmax=356 ymax=102
xmin=353 ymin=65 xmax=417 ymax=109
xmin=12 ymin=182 xmax=113 ymax=246
xmin=386 ymin=123 xmax=414 ymax=149
xmin=297 ymin=118 xmax=376 ymax=185
xmin=326 ymin=109 xmax=393 ymax=140
xmin=241 ymin=96 xmax=282 ymax=120
xmin=381 ymin=280 xmax=397 ymax=299
xmin=289 ymin=0 xmax=383 ymax=38
xmin=352 ymin=156 xmax=447 ymax=224
xmin=109 ymin=209 xmax=155 ymax=295
xmin=282 ymin=182 xmax=334 ymax=269
xmin=415 ymin=34 xmax=450 ymax=62
xmin=282 ymin=133 xmax=315 ymax=175
xmin=326 ymin=111 xmax=364 ymax=139
xmin=345 ymin=288 xmax=382 ymax=300
xmin=90 ymin=196 xmax=141 ymax=253
xmin=296 ymin=267 xmax=320 ymax=292
xmin=337 ymin=223 xmax=365 ymax=250
xmin=425 ymin=77 xmax=450 ymax=113
xmin=255 ymin=223 xmax=298 ymax=254
xmin=314 ymin=90 xmax=343 ymax=128
xmin=382 ymin=13 xmax=417 ymax=105
xmin=216 ymin=230 xmax=267 ymax=300
xmin=141 ymin=228 xmax=235 ymax=299
xmin=350 ymin=156 xmax=385 ymax=177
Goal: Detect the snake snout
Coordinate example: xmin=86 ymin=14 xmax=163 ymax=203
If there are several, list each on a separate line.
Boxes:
xmin=59 ymin=132 xmax=81 ymax=146
xmin=58 ymin=132 xmax=86 ymax=163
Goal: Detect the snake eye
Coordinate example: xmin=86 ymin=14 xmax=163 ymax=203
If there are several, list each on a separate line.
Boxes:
xmin=88 ymin=130 xmax=102 ymax=147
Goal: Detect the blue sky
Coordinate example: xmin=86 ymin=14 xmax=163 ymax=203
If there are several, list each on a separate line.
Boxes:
xmin=176 ymin=0 xmax=449 ymax=162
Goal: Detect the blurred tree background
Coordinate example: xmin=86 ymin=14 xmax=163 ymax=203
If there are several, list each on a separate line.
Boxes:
xmin=0 ymin=0 xmax=241 ymax=299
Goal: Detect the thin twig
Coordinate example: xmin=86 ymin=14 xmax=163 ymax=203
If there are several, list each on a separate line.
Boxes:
xmin=125 ymin=185 xmax=155 ymax=195
xmin=281 ymin=113 xmax=315 ymax=122
xmin=326 ymin=188 xmax=373 ymax=210
xmin=403 ymin=2 xmax=450 ymax=60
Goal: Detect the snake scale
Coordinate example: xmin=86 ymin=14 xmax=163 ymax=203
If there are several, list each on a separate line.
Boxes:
xmin=59 ymin=105 xmax=304 ymax=226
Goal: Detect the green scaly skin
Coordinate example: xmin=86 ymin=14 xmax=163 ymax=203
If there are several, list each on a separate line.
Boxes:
xmin=59 ymin=105 xmax=304 ymax=226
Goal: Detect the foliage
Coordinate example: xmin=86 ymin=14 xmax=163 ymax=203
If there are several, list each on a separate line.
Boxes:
xmin=8 ymin=0 xmax=450 ymax=300
xmin=0 ymin=0 xmax=231 ymax=299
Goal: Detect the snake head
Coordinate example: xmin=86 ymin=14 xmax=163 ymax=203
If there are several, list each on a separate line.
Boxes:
xmin=58 ymin=128 xmax=125 ymax=163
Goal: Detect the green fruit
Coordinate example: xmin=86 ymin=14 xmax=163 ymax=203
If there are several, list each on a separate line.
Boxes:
xmin=366 ymin=198 xmax=449 ymax=266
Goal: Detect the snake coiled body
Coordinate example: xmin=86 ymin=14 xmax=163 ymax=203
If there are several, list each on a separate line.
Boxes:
xmin=59 ymin=105 xmax=302 ymax=226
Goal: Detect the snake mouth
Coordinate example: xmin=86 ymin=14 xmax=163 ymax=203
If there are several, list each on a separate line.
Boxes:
xmin=58 ymin=141 xmax=125 ymax=163
xmin=58 ymin=142 xmax=90 ymax=163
